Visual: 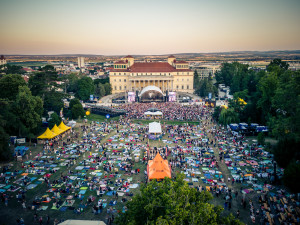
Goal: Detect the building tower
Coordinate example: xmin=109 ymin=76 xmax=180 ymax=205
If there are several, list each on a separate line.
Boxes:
xmin=78 ymin=57 xmax=85 ymax=68
xmin=0 ymin=55 xmax=7 ymax=65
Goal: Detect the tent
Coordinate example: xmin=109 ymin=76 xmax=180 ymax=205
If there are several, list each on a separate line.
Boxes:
xmin=148 ymin=122 xmax=162 ymax=134
xmin=51 ymin=124 xmax=64 ymax=135
xmin=147 ymin=152 xmax=171 ymax=180
xmin=58 ymin=121 xmax=71 ymax=132
xmin=37 ymin=128 xmax=57 ymax=139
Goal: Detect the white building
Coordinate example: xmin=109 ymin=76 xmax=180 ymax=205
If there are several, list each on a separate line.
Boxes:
xmin=78 ymin=57 xmax=85 ymax=68
xmin=0 ymin=55 xmax=7 ymax=65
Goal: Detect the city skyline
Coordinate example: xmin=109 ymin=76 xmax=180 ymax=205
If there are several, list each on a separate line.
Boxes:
xmin=0 ymin=0 xmax=300 ymax=55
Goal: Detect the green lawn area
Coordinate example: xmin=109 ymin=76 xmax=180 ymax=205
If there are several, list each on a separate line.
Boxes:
xmin=133 ymin=119 xmax=200 ymax=125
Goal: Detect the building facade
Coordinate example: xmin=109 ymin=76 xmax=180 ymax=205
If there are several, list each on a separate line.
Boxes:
xmin=78 ymin=57 xmax=85 ymax=68
xmin=109 ymin=55 xmax=194 ymax=94
xmin=0 ymin=55 xmax=7 ymax=66
xmin=194 ymin=64 xmax=220 ymax=80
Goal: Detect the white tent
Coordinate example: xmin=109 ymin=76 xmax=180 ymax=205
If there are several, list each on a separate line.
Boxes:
xmin=148 ymin=122 xmax=162 ymax=134
xmin=144 ymin=111 xmax=163 ymax=116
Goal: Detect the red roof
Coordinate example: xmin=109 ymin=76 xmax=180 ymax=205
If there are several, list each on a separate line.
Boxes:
xmin=114 ymin=60 xmax=127 ymax=64
xmin=130 ymin=62 xmax=176 ymax=72
xmin=174 ymin=61 xmax=188 ymax=64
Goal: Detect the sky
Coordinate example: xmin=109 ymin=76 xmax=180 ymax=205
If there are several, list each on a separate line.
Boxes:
xmin=0 ymin=0 xmax=300 ymax=55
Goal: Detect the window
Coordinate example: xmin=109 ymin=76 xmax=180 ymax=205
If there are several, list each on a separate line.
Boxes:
xmin=124 ymin=86 xmax=127 ymax=90
xmin=187 ymin=85 xmax=189 ymax=89
xmin=177 ymin=79 xmax=179 ymax=81
xmin=120 ymin=86 xmax=122 ymax=90
xmin=182 ymin=79 xmax=184 ymax=81
xmin=114 ymin=73 xmax=116 ymax=75
xmin=119 ymin=79 xmax=121 ymax=82
xmin=114 ymin=86 xmax=116 ymax=90
xmin=182 ymin=85 xmax=184 ymax=89
xmin=119 ymin=73 xmax=121 ymax=75
xmin=176 ymin=85 xmax=179 ymax=89
xmin=124 ymin=79 xmax=126 ymax=82
xmin=114 ymin=79 xmax=116 ymax=82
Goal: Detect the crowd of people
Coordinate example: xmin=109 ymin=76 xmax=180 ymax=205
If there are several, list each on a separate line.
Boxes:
xmin=0 ymin=102 xmax=299 ymax=225
xmin=114 ymin=102 xmax=207 ymax=121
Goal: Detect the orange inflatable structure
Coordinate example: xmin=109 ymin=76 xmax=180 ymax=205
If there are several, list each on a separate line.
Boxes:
xmin=147 ymin=152 xmax=171 ymax=181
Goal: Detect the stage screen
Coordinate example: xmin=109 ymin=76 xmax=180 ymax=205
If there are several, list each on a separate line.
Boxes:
xmin=128 ymin=92 xmax=135 ymax=102
xmin=169 ymin=92 xmax=176 ymax=102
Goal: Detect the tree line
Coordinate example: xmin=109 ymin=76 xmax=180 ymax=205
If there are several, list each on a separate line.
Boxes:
xmin=0 ymin=64 xmax=112 ymax=161
xmin=211 ymin=59 xmax=300 ymax=193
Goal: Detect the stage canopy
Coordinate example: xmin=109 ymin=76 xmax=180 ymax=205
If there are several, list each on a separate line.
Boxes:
xmin=58 ymin=121 xmax=71 ymax=132
xmin=147 ymin=152 xmax=171 ymax=180
xmin=51 ymin=124 xmax=64 ymax=135
xmin=148 ymin=122 xmax=162 ymax=134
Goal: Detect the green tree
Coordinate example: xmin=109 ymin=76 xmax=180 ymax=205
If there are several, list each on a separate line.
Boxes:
xmin=0 ymin=115 xmax=11 ymax=161
xmin=193 ymin=70 xmax=199 ymax=89
xmin=104 ymin=82 xmax=112 ymax=95
xmin=43 ymin=90 xmax=65 ymax=114
xmin=71 ymin=104 xmax=85 ymax=120
xmin=75 ymin=77 xmax=95 ymax=101
xmin=283 ymin=161 xmax=300 ymax=193
xmin=95 ymin=83 xmax=106 ymax=98
xmin=69 ymin=98 xmax=81 ymax=110
xmin=14 ymin=86 xmax=43 ymax=137
xmin=0 ymin=74 xmax=27 ymax=100
xmin=267 ymin=58 xmax=289 ymax=73
xmin=116 ymin=174 xmax=242 ymax=225
xmin=218 ymin=108 xmax=239 ymax=126
xmin=48 ymin=112 xmax=62 ymax=129
xmin=3 ymin=64 xmax=24 ymax=74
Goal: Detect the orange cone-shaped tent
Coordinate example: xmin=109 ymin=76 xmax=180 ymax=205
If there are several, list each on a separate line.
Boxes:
xmin=147 ymin=152 xmax=171 ymax=181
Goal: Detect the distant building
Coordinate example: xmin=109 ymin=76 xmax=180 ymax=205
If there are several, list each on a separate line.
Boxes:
xmin=0 ymin=55 xmax=7 ymax=65
xmin=194 ymin=64 xmax=220 ymax=79
xmin=78 ymin=57 xmax=85 ymax=68
xmin=110 ymin=55 xmax=194 ymax=94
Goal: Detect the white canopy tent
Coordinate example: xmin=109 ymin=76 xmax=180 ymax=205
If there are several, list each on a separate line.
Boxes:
xmin=148 ymin=122 xmax=162 ymax=134
xmin=144 ymin=111 xmax=163 ymax=116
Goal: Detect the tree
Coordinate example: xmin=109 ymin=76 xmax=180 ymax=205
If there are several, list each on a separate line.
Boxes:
xmin=218 ymin=108 xmax=239 ymax=126
xmin=267 ymin=58 xmax=289 ymax=72
xmin=75 ymin=77 xmax=95 ymax=101
xmin=0 ymin=74 xmax=27 ymax=100
xmin=3 ymin=64 xmax=24 ymax=74
xmin=0 ymin=115 xmax=11 ymax=161
xmin=193 ymin=70 xmax=199 ymax=89
xmin=283 ymin=161 xmax=300 ymax=193
xmin=116 ymin=174 xmax=242 ymax=225
xmin=71 ymin=104 xmax=85 ymax=120
xmin=95 ymin=83 xmax=106 ymax=98
xmin=43 ymin=90 xmax=65 ymax=114
xmin=48 ymin=112 xmax=62 ymax=129
xmin=14 ymin=86 xmax=43 ymax=137
xmin=104 ymin=82 xmax=112 ymax=95
xmin=69 ymin=98 xmax=81 ymax=110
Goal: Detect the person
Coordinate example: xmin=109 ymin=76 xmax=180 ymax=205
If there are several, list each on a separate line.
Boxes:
xmin=236 ymin=210 xmax=240 ymax=218
xmin=46 ymin=214 xmax=50 ymax=225
xmin=39 ymin=216 xmax=43 ymax=225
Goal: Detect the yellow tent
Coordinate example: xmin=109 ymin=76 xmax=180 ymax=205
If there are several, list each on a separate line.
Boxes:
xmin=37 ymin=127 xmax=57 ymax=139
xmin=58 ymin=121 xmax=71 ymax=132
xmin=51 ymin=124 xmax=64 ymax=135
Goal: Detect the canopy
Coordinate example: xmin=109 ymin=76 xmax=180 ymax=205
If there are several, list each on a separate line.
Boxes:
xmin=148 ymin=153 xmax=171 ymax=180
xmin=148 ymin=122 xmax=162 ymax=134
xmin=51 ymin=124 xmax=64 ymax=135
xmin=144 ymin=111 xmax=163 ymax=116
xmin=37 ymin=127 xmax=57 ymax=139
xmin=58 ymin=121 xmax=71 ymax=132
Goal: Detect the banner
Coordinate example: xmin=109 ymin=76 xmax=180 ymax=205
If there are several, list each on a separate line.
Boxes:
xmin=169 ymin=92 xmax=176 ymax=102
xmin=15 ymin=138 xmax=26 ymax=144
xmin=128 ymin=92 xmax=135 ymax=102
